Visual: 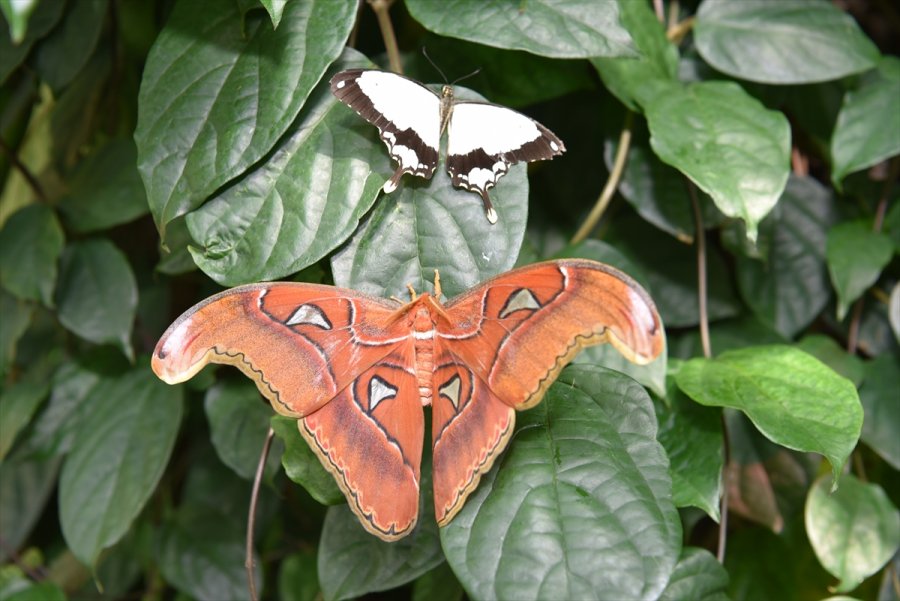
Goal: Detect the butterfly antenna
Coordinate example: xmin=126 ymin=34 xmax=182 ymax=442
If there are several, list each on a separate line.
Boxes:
xmin=451 ymin=67 xmax=482 ymax=86
xmin=421 ymin=47 xmax=449 ymax=83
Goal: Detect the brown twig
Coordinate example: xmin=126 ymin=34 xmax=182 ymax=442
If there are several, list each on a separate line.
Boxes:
xmin=348 ymin=0 xmax=364 ymax=48
xmin=246 ymin=427 xmax=275 ymax=601
xmin=652 ymin=0 xmax=664 ymax=22
xmin=367 ymin=0 xmax=402 ymax=74
xmin=570 ymin=111 xmax=633 ymax=245
xmin=688 ymin=182 xmax=711 ymax=359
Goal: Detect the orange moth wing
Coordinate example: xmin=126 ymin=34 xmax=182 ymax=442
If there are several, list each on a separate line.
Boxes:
xmin=151 ymin=259 xmax=664 ymax=540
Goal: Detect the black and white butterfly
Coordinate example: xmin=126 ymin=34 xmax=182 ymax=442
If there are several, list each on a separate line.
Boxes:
xmin=330 ymin=69 xmax=565 ymax=224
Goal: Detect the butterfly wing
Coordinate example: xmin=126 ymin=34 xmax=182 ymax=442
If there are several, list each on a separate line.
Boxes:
xmin=430 ymin=259 xmax=663 ymax=524
xmin=331 ymin=69 xmax=441 ymax=193
xmin=446 ymin=101 xmax=566 ymax=223
xmin=152 ymin=283 xmax=424 ymax=540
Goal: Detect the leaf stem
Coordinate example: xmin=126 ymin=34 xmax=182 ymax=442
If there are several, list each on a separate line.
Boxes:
xmin=246 ymin=426 xmax=275 ymax=601
xmin=570 ymin=111 xmax=633 ymax=245
xmin=688 ymin=182 xmax=711 ymax=359
xmin=368 ymin=0 xmax=403 ymax=74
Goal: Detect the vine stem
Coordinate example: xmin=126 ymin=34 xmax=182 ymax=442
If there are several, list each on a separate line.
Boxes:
xmin=0 ymin=138 xmax=47 ymax=203
xmin=689 ymin=180 xmax=730 ymax=563
xmin=570 ymin=111 xmax=633 ymax=245
xmin=846 ymin=156 xmax=898 ymax=354
xmin=246 ymin=427 xmax=275 ymax=601
xmin=368 ymin=0 xmax=402 ymax=74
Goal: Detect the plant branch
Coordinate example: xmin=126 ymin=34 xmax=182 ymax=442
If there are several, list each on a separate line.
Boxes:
xmin=652 ymin=0 xmax=664 ymax=22
xmin=368 ymin=0 xmax=402 ymax=74
xmin=717 ymin=414 xmax=731 ymax=564
xmin=246 ymin=426 xmax=275 ymax=601
xmin=0 ymin=138 xmax=47 ymax=202
xmin=846 ymin=156 xmax=898 ymax=354
xmin=689 ymin=182 xmax=711 ymax=359
xmin=570 ymin=111 xmax=633 ymax=245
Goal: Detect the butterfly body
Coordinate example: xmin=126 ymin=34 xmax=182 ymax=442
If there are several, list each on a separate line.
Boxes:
xmin=331 ymin=69 xmax=566 ymax=224
xmin=152 ymin=260 xmax=663 ymax=540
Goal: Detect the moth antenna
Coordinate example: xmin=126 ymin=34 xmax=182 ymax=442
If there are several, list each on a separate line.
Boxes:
xmin=432 ymin=269 xmax=442 ymax=299
xmin=406 ymin=283 xmax=418 ymax=301
xmin=421 ymin=47 xmax=449 ymax=83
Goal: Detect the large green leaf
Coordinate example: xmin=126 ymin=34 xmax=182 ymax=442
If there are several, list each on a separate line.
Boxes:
xmin=278 ymin=550 xmax=320 ymax=601
xmin=318 ymin=464 xmax=443 ymax=601
xmin=646 ymin=81 xmax=791 ymax=242
xmin=405 ymin=0 xmax=636 ymax=59
xmin=204 ymin=379 xmax=282 ymax=480
xmin=0 ymin=204 xmax=64 ymax=306
xmin=0 ymin=453 xmax=61 ymax=562
xmin=0 ymin=291 xmax=32 ymax=378
xmin=135 ymin=0 xmax=356 ymax=235
xmin=55 ymin=239 xmax=138 ymax=360
xmin=694 ymin=0 xmax=880 ymax=84
xmin=736 ymin=176 xmax=837 ymax=337
xmin=30 ymin=0 xmax=107 ymax=92
xmin=724 ymin=527 xmax=796 ymax=599
xmin=271 ymin=415 xmax=343 ymax=506
xmin=805 ymin=475 xmax=900 ymax=593
xmin=412 ymin=562 xmax=464 ymax=601
xmin=859 ymin=354 xmax=900 ymax=470
xmin=656 ymin=369 xmax=723 ymax=521
xmin=156 ymin=504 xmax=261 ymax=601
xmin=0 ymin=0 xmax=38 ymax=43
xmin=796 ymin=335 xmax=864 ymax=387
xmin=591 ymin=0 xmax=678 ymax=110
xmin=0 ymin=376 xmax=49 ymax=461
xmin=831 ymin=56 xmax=900 ymax=185
xmin=441 ymin=366 xmax=681 ymax=600
xmin=826 ymin=220 xmax=894 ymax=320
xmin=658 ymin=547 xmax=729 ymax=601
xmin=59 ymin=367 xmax=183 ymax=567
xmin=185 ymin=50 xmax=383 ymax=285
xmin=330 ymin=159 xmax=528 ymax=300
xmin=58 ymin=138 xmax=149 ymax=234
xmin=676 ymin=345 xmax=862 ymax=485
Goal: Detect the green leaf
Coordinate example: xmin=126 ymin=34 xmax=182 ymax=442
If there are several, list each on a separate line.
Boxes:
xmin=0 ymin=0 xmax=38 ymax=43
xmin=30 ymin=0 xmax=108 ymax=92
xmin=796 ymin=335 xmax=864 ymax=387
xmin=412 ymin=562 xmax=464 ymax=601
xmin=185 ymin=50 xmax=383 ymax=285
xmin=694 ymin=0 xmax=880 ymax=84
xmin=135 ymin=0 xmax=356 ymax=235
xmin=260 ymin=0 xmax=288 ymax=28
xmin=0 ymin=454 xmax=61 ymax=562
xmin=407 ymin=36 xmax=595 ymax=108
xmin=646 ymin=81 xmax=791 ymax=242
xmin=59 ymin=367 xmax=183 ymax=567
xmin=278 ymin=550 xmax=320 ymax=601
xmin=831 ymin=57 xmax=900 ymax=185
xmin=330 ymin=154 xmax=527 ymax=300
xmin=204 ymin=379 xmax=282 ymax=480
xmin=826 ymin=220 xmax=894 ymax=320
xmin=676 ymin=345 xmax=862 ymax=486
xmin=271 ymin=415 xmax=343 ymax=506
xmin=55 ymin=239 xmax=138 ymax=360
xmin=859 ymin=354 xmax=900 ymax=470
xmin=0 ymin=377 xmax=49 ymax=461
xmin=591 ymin=0 xmax=678 ymax=110
xmin=442 ymin=366 xmax=681 ymax=600
xmin=157 ymin=504 xmax=261 ymax=601
xmin=656 ymin=370 xmax=723 ymax=521
xmin=890 ymin=282 xmax=900 ymax=343
xmin=0 ymin=205 xmax=64 ymax=306
xmin=318 ymin=464 xmax=443 ymax=601
xmin=671 ymin=316 xmax=786 ymax=360
xmin=405 ymin=0 xmax=636 ymax=59
xmin=724 ymin=528 xmax=795 ymax=599
xmin=4 ymin=581 xmax=66 ymax=601
xmin=736 ymin=176 xmax=837 ymax=337
xmin=658 ymin=547 xmax=730 ymax=601
xmin=605 ymin=131 xmax=724 ymax=243
xmin=0 ymin=0 xmax=64 ymax=84
xmin=58 ymin=138 xmax=149 ymax=234
xmin=805 ymin=475 xmax=900 ymax=593
xmin=0 ymin=291 xmax=32 ymax=377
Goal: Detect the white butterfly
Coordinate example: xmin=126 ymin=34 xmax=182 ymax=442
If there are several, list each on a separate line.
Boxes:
xmin=331 ymin=69 xmax=566 ymax=224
